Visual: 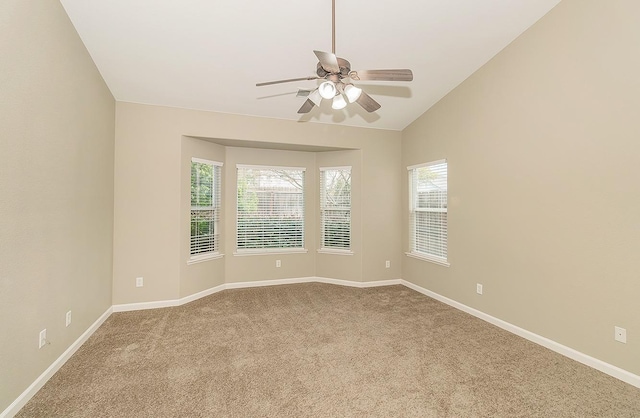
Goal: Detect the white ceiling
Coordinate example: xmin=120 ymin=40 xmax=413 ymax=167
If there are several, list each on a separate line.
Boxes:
xmin=60 ymin=0 xmax=561 ymax=131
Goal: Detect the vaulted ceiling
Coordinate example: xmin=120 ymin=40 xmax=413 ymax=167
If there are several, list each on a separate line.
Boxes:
xmin=60 ymin=0 xmax=561 ymax=131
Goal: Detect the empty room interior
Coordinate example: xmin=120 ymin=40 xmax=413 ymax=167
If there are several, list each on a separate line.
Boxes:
xmin=2 ymin=0 xmax=640 ymax=416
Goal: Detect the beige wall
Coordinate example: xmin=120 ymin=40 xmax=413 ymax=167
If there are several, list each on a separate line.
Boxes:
xmin=0 ymin=0 xmax=115 ymax=412
xmin=361 ymin=145 xmax=403 ymax=280
xmin=402 ymin=0 xmax=640 ymax=375
xmin=114 ymin=102 xmax=402 ymax=305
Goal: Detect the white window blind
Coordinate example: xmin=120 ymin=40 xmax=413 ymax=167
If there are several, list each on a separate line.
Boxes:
xmin=237 ymin=165 xmax=305 ymax=251
xmin=409 ymin=160 xmax=448 ymax=263
xmin=191 ymin=159 xmax=222 ymax=256
xmin=320 ymin=167 xmax=351 ymax=250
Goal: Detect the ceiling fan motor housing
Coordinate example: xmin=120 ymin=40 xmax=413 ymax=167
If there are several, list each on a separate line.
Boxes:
xmin=316 ymin=58 xmax=351 ymax=78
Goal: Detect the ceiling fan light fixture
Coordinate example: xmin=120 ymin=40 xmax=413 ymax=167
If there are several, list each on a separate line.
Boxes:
xmin=332 ymin=94 xmax=348 ymax=110
xmin=344 ymin=84 xmax=362 ymax=103
xmin=318 ymin=80 xmax=337 ymax=99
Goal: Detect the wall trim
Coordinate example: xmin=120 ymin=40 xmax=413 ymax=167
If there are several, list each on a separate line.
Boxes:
xmin=180 ymin=284 xmax=227 ymax=305
xmin=400 ymin=279 xmax=640 ymax=389
xmin=1 ymin=307 xmax=113 ymax=418
xmin=112 ymin=299 xmax=180 ymax=312
xmin=112 ymin=284 xmax=228 ymax=312
xmin=316 ymin=277 xmax=402 ymax=288
xmin=226 ymin=277 xmax=402 ymax=290
xmin=112 ymin=277 xmax=403 ymax=312
xmin=225 ymin=277 xmax=316 ymax=289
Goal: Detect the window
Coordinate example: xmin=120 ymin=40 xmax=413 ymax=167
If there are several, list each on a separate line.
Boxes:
xmin=320 ymin=167 xmax=351 ymax=251
xmin=408 ymin=160 xmax=448 ymax=265
xmin=190 ymin=158 xmax=222 ymax=259
xmin=236 ymin=165 xmax=305 ymax=252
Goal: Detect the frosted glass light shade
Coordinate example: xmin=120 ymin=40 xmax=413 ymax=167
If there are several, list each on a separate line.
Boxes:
xmin=318 ymin=81 xmax=336 ymax=99
xmin=344 ymin=84 xmax=362 ymax=103
xmin=332 ymin=94 xmax=347 ymax=110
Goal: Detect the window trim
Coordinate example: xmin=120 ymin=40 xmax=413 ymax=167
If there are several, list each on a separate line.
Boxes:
xmin=233 ymin=248 xmax=308 ymax=257
xmin=187 ymin=252 xmax=224 ymax=265
xmin=407 ymin=159 xmax=449 ymax=267
xmin=319 ymin=166 xmax=352 ymax=253
xmin=189 ymin=158 xmax=223 ymax=262
xmin=235 ymin=164 xmax=307 ymax=254
xmin=317 ymin=248 xmax=354 ymax=256
xmin=236 ymin=164 xmax=307 ymax=172
xmin=405 ymin=251 xmax=450 ymax=267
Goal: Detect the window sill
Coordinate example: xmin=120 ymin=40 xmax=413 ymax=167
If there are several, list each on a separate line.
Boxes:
xmin=233 ymin=248 xmax=308 ymax=256
xmin=187 ymin=253 xmax=224 ymax=265
xmin=405 ymin=252 xmax=450 ymax=267
xmin=317 ymin=248 xmax=354 ymax=256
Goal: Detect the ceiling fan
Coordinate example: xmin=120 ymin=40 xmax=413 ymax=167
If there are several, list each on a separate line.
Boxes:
xmin=256 ymin=0 xmax=413 ymax=114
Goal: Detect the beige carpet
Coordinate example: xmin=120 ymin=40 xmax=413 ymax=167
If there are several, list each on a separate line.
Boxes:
xmin=17 ymin=283 xmax=640 ymax=417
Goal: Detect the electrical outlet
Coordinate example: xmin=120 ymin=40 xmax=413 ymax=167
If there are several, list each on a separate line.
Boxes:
xmin=276 ymin=260 xmax=281 ymax=268
xmin=65 ymin=311 xmax=72 ymax=327
xmin=615 ymin=326 xmax=627 ymax=343
xmin=385 ymin=260 xmax=391 ymax=268
xmin=136 ymin=277 xmax=143 ymax=287
xmin=39 ymin=329 xmax=47 ymax=349
xmin=476 ymin=283 xmax=483 ymax=295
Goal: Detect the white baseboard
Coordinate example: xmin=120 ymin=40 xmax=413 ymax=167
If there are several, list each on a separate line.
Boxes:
xmin=225 ymin=277 xmax=317 ymax=289
xmin=400 ymin=279 xmax=640 ymax=389
xmin=226 ymin=277 xmax=402 ymax=290
xmin=112 ymin=299 xmax=180 ymax=312
xmin=315 ymin=277 xmax=402 ymax=288
xmin=179 ymin=284 xmax=227 ymax=305
xmin=1 ymin=307 xmax=113 ymax=418
xmin=113 ymin=277 xmax=402 ymax=312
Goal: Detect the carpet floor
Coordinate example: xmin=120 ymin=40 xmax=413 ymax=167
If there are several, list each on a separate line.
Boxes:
xmin=16 ymin=283 xmax=640 ymax=417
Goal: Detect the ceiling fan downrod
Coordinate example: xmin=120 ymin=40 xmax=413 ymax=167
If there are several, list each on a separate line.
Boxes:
xmin=332 ymin=0 xmax=336 ymax=54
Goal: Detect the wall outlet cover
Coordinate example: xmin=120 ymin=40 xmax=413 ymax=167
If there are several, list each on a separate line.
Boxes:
xmin=615 ymin=326 xmax=627 ymax=343
xmin=39 ymin=329 xmax=47 ymax=348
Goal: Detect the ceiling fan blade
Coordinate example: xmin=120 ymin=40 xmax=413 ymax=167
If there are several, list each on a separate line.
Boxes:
xmin=297 ymin=99 xmax=316 ymax=114
xmin=257 ymin=76 xmax=320 ymax=87
xmin=314 ymin=50 xmax=340 ymax=73
xmin=297 ymin=88 xmax=322 ymax=103
xmin=349 ymin=69 xmax=413 ymax=82
xmin=355 ymin=90 xmax=381 ymax=113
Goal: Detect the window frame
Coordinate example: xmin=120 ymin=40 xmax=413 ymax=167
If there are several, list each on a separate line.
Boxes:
xmin=406 ymin=159 xmax=450 ymax=267
xmin=189 ymin=157 xmax=223 ymax=264
xmin=319 ymin=166 xmax=353 ymax=254
xmin=235 ymin=164 xmax=307 ymax=255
